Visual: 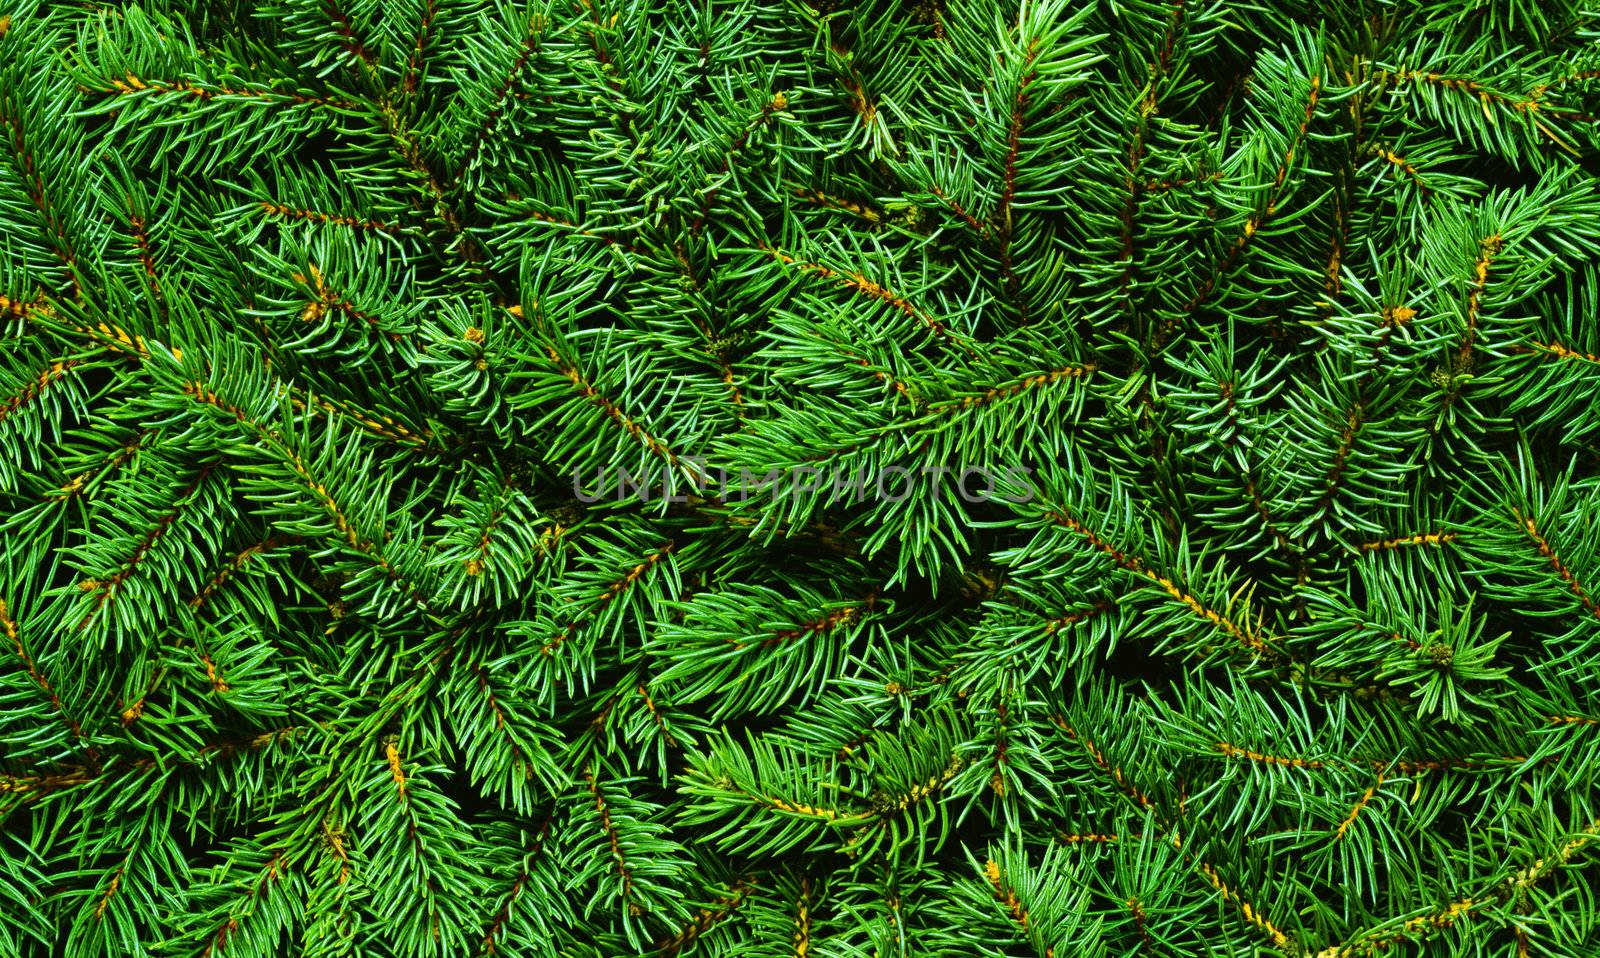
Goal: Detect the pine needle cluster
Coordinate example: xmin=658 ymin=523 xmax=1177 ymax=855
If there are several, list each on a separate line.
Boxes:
xmin=2 ymin=0 xmax=1599 ymax=955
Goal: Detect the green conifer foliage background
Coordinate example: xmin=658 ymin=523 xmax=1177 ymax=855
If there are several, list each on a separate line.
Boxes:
xmin=2 ymin=0 xmax=1600 ymax=954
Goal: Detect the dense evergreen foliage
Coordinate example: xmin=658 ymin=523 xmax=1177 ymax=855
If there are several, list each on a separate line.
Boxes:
xmin=2 ymin=0 xmax=1600 ymax=954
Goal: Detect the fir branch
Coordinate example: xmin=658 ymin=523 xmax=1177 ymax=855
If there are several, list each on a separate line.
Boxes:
xmin=7 ymin=4 xmax=1600 ymax=951
xmin=1511 ymin=508 xmax=1600 ymax=620
xmin=76 ymin=461 xmax=219 ymax=630
xmin=750 ymin=589 xmax=878 ymax=650
xmin=126 ymin=213 xmax=162 ymax=291
xmin=285 ymin=388 xmax=435 ymax=449
xmin=654 ymin=875 xmax=757 ymax=956
xmin=1041 ymin=598 xmax=1116 ymax=636
xmin=1140 ymin=170 xmax=1223 ymax=194
xmin=1521 ymin=338 xmax=1600 ymax=365
xmin=0 ymin=102 xmax=83 ymax=289
xmin=92 ymin=862 xmax=125 ymax=922
xmin=323 ymin=0 xmax=380 ymax=69
xmin=55 ymin=317 xmax=172 ymax=361
xmin=1045 ymin=509 xmax=1279 ymax=661
xmin=188 ymin=532 xmax=296 ymax=610
xmin=720 ymin=782 xmax=868 ymax=825
xmin=257 ymin=201 xmax=406 ymax=236
xmin=1548 ymin=714 xmax=1597 ymax=727
xmin=477 ymin=818 xmax=552 ymax=955
xmin=1368 ymin=143 xmax=1433 ymax=198
xmin=792 ymin=185 xmax=884 ymax=226
xmin=1214 ymin=741 xmax=1325 ymax=770
xmin=511 ymin=210 xmax=648 ymax=255
xmin=764 ymin=246 xmax=977 ymax=357
xmin=196 ymin=852 xmax=286 ymax=958
xmin=0 ymin=359 xmax=81 ymax=425
xmin=1115 ymin=0 xmax=1187 ymax=319
xmin=792 ymin=874 xmax=813 ymax=957
xmin=0 ymin=291 xmax=50 ymax=322
xmin=48 ymin=429 xmax=152 ymax=502
xmin=984 ymin=858 xmax=1054 ymax=957
xmin=181 ymin=382 xmax=438 ymax=613
xmin=539 ymin=540 xmax=677 ymax=657
xmin=1127 ymin=893 xmax=1152 ymax=953
xmin=924 ymin=182 xmax=986 ymax=235
xmin=1355 ymin=531 xmax=1457 ymax=552
xmin=1331 ymin=771 xmax=1384 ymax=841
xmin=995 ymin=39 xmax=1040 ymax=321
xmin=1215 ymin=741 xmax=1544 ymax=777
xmin=693 ymin=91 xmax=787 ymax=235
xmin=1194 ymin=859 xmax=1292 ymax=950
xmin=1 ymin=726 xmax=308 ymax=803
xmin=635 ymin=681 xmax=679 ymax=751
xmin=2 ymin=597 xmax=98 ymax=763
xmin=1388 ymin=68 xmax=1588 ymax=151
xmin=542 ymin=344 xmax=709 ymax=484
xmin=1308 ymin=401 xmax=1368 ymax=521
xmin=1051 ymin=715 xmax=1153 ymax=810
xmin=94 ymin=74 xmax=350 ymax=110
xmin=1156 ymin=72 xmax=1323 ymax=349
xmin=454 ymin=12 xmax=547 ymax=180
xmin=1451 ymin=232 xmax=1505 ymax=374
xmin=1054 ymin=831 xmax=1119 ymax=844
xmin=1055 ymin=714 xmax=1299 ymax=949
xmin=400 ymin=0 xmax=440 ymax=95
xmin=1215 ymin=378 xmax=1305 ymax=567
xmin=854 ymin=750 xmax=962 ymax=825
xmin=927 ymin=362 xmax=1096 ymax=415
xmin=290 ymin=263 xmax=389 ymax=333
xmin=472 ymin=665 xmax=535 ymax=778
xmin=378 ymin=99 xmax=476 ymax=252
xmin=583 ymin=766 xmax=646 ymax=916
xmin=810 ymin=28 xmax=889 ymax=153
